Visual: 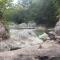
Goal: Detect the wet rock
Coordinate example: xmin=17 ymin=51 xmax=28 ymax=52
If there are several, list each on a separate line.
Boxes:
xmin=39 ymin=33 xmax=50 ymax=41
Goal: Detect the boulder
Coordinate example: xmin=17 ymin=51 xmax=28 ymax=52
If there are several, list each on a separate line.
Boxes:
xmin=0 ymin=22 xmax=9 ymax=41
xmin=0 ymin=39 xmax=22 ymax=52
xmin=47 ymin=31 xmax=56 ymax=40
xmin=54 ymin=19 xmax=60 ymax=36
xmin=0 ymin=37 xmax=43 ymax=52
xmin=39 ymin=33 xmax=50 ymax=41
xmin=0 ymin=41 xmax=10 ymax=52
xmin=0 ymin=22 xmax=5 ymax=35
xmin=54 ymin=19 xmax=60 ymax=42
xmin=0 ymin=41 xmax=60 ymax=60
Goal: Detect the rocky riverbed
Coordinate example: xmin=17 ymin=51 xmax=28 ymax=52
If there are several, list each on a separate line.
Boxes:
xmin=0 ymin=22 xmax=60 ymax=60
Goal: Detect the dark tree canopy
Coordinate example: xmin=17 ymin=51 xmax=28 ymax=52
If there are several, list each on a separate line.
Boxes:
xmin=2 ymin=0 xmax=60 ymax=27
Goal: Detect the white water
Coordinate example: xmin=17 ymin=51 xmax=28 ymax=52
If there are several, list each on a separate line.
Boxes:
xmin=9 ymin=28 xmax=43 ymax=48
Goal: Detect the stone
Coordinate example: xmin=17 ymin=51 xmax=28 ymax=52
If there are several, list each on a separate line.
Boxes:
xmin=39 ymin=33 xmax=50 ymax=41
xmin=0 ymin=22 xmax=9 ymax=41
xmin=0 ymin=22 xmax=5 ymax=35
xmin=54 ymin=19 xmax=60 ymax=36
xmin=0 ymin=41 xmax=10 ymax=52
xmin=0 ymin=42 xmax=60 ymax=60
xmin=47 ymin=31 xmax=56 ymax=40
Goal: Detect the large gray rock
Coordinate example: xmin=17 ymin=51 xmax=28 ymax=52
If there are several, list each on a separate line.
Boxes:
xmin=39 ymin=33 xmax=50 ymax=41
xmin=0 ymin=22 xmax=5 ymax=35
xmin=0 ymin=38 xmax=22 ymax=52
xmin=0 ymin=22 xmax=9 ymax=41
xmin=0 ymin=41 xmax=10 ymax=52
xmin=0 ymin=37 xmax=43 ymax=52
xmin=0 ymin=41 xmax=60 ymax=60
xmin=54 ymin=19 xmax=60 ymax=36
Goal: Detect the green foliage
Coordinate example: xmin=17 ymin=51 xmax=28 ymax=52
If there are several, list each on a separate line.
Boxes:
xmin=2 ymin=0 xmax=60 ymax=27
xmin=4 ymin=4 xmax=24 ymax=23
xmin=0 ymin=0 xmax=13 ymax=32
xmin=22 ymin=0 xmax=58 ymax=27
xmin=35 ymin=0 xmax=57 ymax=27
xmin=18 ymin=0 xmax=32 ymax=8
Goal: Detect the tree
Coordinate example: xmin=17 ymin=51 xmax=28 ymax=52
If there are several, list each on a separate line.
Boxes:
xmin=23 ymin=0 xmax=57 ymax=27
xmin=54 ymin=0 xmax=60 ymax=16
xmin=0 ymin=0 xmax=13 ymax=35
xmin=18 ymin=0 xmax=32 ymax=8
xmin=34 ymin=0 xmax=57 ymax=27
xmin=4 ymin=3 xmax=24 ymax=24
xmin=2 ymin=0 xmax=59 ymax=27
